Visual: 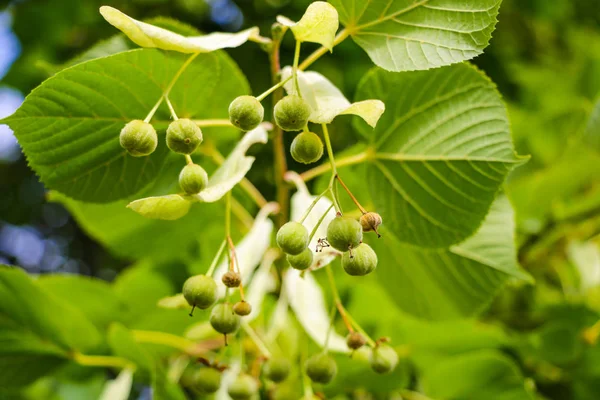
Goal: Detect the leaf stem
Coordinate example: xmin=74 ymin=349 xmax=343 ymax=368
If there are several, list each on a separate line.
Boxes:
xmin=71 ymin=352 xmax=134 ymax=370
xmin=207 ymin=240 xmax=227 ymax=277
xmin=298 ymin=29 xmax=350 ymax=71
xmin=300 ymin=152 xmax=369 ymax=182
xmin=242 ymin=322 xmax=272 ymax=358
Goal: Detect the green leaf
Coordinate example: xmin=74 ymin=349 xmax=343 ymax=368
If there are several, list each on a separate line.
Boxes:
xmin=280 ymin=67 xmax=384 ymax=127
xmin=329 ymin=0 xmax=501 ymax=71
xmin=2 ymin=48 xmax=248 ymax=203
xmin=422 ymin=350 xmax=534 ymax=400
xmin=0 ymin=266 xmax=103 ymax=388
xmin=100 ymin=6 xmax=259 ymax=53
xmin=356 ymin=63 xmax=524 ymax=247
xmin=107 ymin=323 xmax=153 ymax=378
xmin=373 ymin=196 xmax=531 ymax=320
xmin=277 ymin=2 xmax=339 ymax=50
xmin=127 ymin=194 xmax=191 ymax=220
xmin=585 ymin=98 xmax=600 ymax=152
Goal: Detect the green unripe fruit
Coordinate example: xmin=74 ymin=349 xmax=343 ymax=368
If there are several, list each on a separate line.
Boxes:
xmin=119 ymin=120 xmax=157 ymax=157
xmin=233 ymin=300 xmax=252 ymax=316
xmin=360 ymin=212 xmax=382 ymax=237
xmin=346 ymin=332 xmax=366 ymax=350
xmin=229 ymin=95 xmax=264 ymax=131
xmin=327 ymin=216 xmax=363 ymax=252
xmin=342 ymin=243 xmax=377 ymax=276
xmin=222 ymin=271 xmax=242 ymax=288
xmin=305 ymin=353 xmax=337 ymax=384
xmin=227 ymin=374 xmax=258 ymax=400
xmin=179 ymin=163 xmax=208 ymax=194
xmin=276 ymin=222 xmax=308 ymax=255
xmin=370 ymin=344 xmax=398 ymax=374
xmin=182 ymin=275 xmax=218 ymax=310
xmin=286 ymin=248 xmax=313 ymax=270
xmin=210 ymin=303 xmax=241 ymax=334
xmin=291 ymin=131 xmax=323 ymax=164
xmin=166 ymin=118 xmax=203 ymax=154
xmin=264 ymin=357 xmax=291 ymax=383
xmin=274 ymin=95 xmax=311 ymax=131
xmin=194 ymin=368 xmax=221 ymax=393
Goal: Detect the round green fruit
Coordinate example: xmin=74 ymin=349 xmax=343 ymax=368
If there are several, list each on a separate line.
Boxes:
xmin=346 ymin=332 xmax=366 ymax=350
xmin=233 ymin=300 xmax=252 ymax=316
xmin=229 ymin=95 xmax=264 ymax=131
xmin=291 ymin=131 xmax=323 ymax=164
xmin=305 ymin=353 xmax=337 ymax=384
xmin=274 ymin=95 xmax=311 ymax=131
xmin=119 ymin=120 xmax=157 ymax=157
xmin=327 ymin=216 xmax=363 ymax=252
xmin=264 ymin=357 xmax=291 ymax=383
xmin=182 ymin=275 xmax=218 ymax=310
xmin=286 ymin=248 xmax=313 ymax=270
xmin=179 ymin=163 xmax=208 ymax=194
xmin=276 ymin=221 xmax=308 ymax=255
xmin=210 ymin=303 xmax=241 ymax=334
xmin=342 ymin=243 xmax=377 ymax=276
xmin=227 ymin=374 xmax=258 ymax=400
xmin=370 ymin=344 xmax=398 ymax=374
xmin=194 ymin=368 xmax=221 ymax=393
xmin=166 ymin=118 xmax=203 ymax=154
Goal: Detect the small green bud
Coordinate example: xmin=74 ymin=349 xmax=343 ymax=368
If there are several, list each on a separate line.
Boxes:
xmin=179 ymin=163 xmax=208 ymax=194
xmin=194 ymin=368 xmax=221 ymax=393
xmin=264 ymin=357 xmax=291 ymax=383
xmin=286 ymin=248 xmax=313 ymax=270
xmin=210 ymin=303 xmax=241 ymax=335
xmin=119 ymin=120 xmax=157 ymax=157
xmin=229 ymin=95 xmax=264 ymax=131
xmin=166 ymin=118 xmax=203 ymax=154
xmin=327 ymin=215 xmax=363 ymax=252
xmin=276 ymin=221 xmax=308 ymax=255
xmin=222 ymin=270 xmax=242 ymax=288
xmin=291 ymin=131 xmax=323 ymax=164
xmin=346 ymin=332 xmax=366 ymax=350
xmin=370 ymin=344 xmax=398 ymax=374
xmin=227 ymin=374 xmax=258 ymax=400
xmin=233 ymin=300 xmax=252 ymax=316
xmin=274 ymin=95 xmax=311 ymax=131
xmin=360 ymin=212 xmax=382 ymax=237
xmin=182 ymin=275 xmax=218 ymax=312
xmin=305 ymin=353 xmax=337 ymax=384
xmin=342 ymin=243 xmax=377 ymax=276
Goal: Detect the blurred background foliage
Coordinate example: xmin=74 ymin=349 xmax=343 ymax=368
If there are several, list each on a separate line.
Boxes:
xmin=1 ymin=0 xmax=600 ymax=399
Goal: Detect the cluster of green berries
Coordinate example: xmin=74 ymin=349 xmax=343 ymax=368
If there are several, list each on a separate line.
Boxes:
xmin=119 ymin=118 xmax=209 ymax=195
xmin=181 ymin=269 xmax=252 ymax=340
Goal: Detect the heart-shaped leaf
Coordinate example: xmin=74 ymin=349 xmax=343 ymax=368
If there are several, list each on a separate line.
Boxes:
xmin=277 ymin=2 xmax=339 ymax=50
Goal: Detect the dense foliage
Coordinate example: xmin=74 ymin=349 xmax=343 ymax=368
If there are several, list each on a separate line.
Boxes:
xmin=0 ymin=0 xmax=599 ymax=399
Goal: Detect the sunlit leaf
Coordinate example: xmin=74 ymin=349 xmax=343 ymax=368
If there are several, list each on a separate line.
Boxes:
xmin=329 ymin=0 xmax=501 ymax=71
xmin=127 ymin=194 xmax=191 ymax=220
xmin=356 ymin=63 xmax=524 ymax=248
xmin=277 ymin=2 xmax=339 ymax=50
xmin=100 ymin=6 xmax=258 ymax=53
xmin=99 ymin=368 xmax=134 ymax=400
xmin=281 ymin=67 xmax=384 ymax=127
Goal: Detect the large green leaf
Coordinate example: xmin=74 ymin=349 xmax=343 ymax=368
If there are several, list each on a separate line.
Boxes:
xmin=2 ymin=48 xmax=248 ymax=203
xmin=372 ymin=196 xmax=531 ymax=320
xmin=329 ymin=0 xmax=501 ymax=71
xmin=355 ymin=63 xmax=523 ymax=247
xmin=0 ymin=266 xmax=102 ymax=388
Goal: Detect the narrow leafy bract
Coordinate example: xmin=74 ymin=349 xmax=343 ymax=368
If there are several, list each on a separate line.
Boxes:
xmin=281 ymin=67 xmax=384 ymax=127
xmin=277 ymin=2 xmax=339 ymax=50
xmin=1 ymin=49 xmax=248 ymax=203
xmin=329 ymin=0 xmax=501 ymax=71
xmin=100 ymin=6 xmax=259 ymax=53
xmin=356 ymin=63 xmax=525 ymax=248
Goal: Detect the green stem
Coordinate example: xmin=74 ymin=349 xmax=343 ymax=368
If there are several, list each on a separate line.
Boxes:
xmin=242 ymin=322 xmax=272 ymax=358
xmin=308 ymin=204 xmax=334 ymax=243
xmin=323 ymin=301 xmax=337 ymax=352
xmin=300 ymin=152 xmax=369 ymax=182
xmin=165 ymin=96 xmax=178 ymax=121
xmin=299 ymin=189 xmax=329 ymax=224
xmin=132 ymin=330 xmax=196 ymax=353
xmin=207 ymin=240 xmax=227 ymax=277
xmin=298 ymin=29 xmax=350 ymax=71
xmin=256 ymin=76 xmax=292 ymax=102
xmin=192 ymin=119 xmax=233 ymax=127
xmin=322 ymin=124 xmax=342 ymax=213
xmin=292 ymin=40 xmax=302 ymax=96
xmin=225 ymin=191 xmax=232 ymax=240
xmin=71 ymin=352 xmax=133 ymax=370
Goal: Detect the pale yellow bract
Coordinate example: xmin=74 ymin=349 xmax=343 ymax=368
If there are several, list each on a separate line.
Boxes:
xmin=276 ymin=1 xmax=339 ymax=50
